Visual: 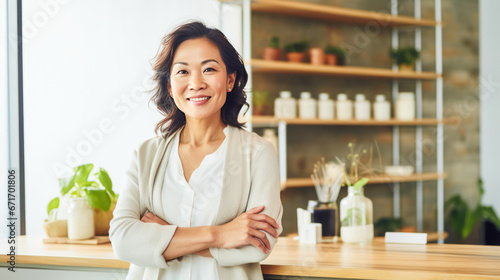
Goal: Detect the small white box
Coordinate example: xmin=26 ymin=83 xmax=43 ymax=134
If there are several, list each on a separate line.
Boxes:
xmin=385 ymin=232 xmax=427 ymax=244
xmin=301 ymin=223 xmax=322 ymax=244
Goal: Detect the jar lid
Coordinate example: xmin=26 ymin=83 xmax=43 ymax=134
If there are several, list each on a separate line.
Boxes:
xmin=300 ymin=91 xmax=311 ymax=99
xmin=318 ymin=93 xmax=330 ymax=100
xmin=375 ymin=94 xmax=386 ymax=102
xmin=280 ymin=91 xmax=291 ymax=98
xmin=337 ymin=93 xmax=348 ymax=101
xmin=355 ymin=93 xmax=366 ymax=101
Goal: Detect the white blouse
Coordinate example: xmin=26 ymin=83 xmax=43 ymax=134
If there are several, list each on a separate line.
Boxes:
xmin=158 ymin=126 xmax=228 ymax=280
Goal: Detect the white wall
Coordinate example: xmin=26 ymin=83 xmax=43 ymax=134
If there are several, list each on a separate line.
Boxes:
xmin=480 ymin=0 xmax=500 ymax=213
xmin=21 ymin=0 xmax=241 ymax=235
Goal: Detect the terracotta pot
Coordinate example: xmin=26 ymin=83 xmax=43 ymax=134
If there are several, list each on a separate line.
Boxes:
xmin=325 ymin=54 xmax=338 ymax=65
xmin=263 ymin=47 xmax=281 ymax=61
xmin=286 ymin=52 xmax=305 ymax=63
xmin=252 ymin=104 xmax=268 ymax=116
xmin=94 ymin=201 xmax=116 ymax=235
xmin=309 ymin=48 xmax=325 ymax=65
xmin=398 ymin=63 xmax=415 ymax=72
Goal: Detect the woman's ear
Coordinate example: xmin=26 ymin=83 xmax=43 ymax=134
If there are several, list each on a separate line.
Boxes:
xmin=167 ymin=82 xmax=173 ymax=97
xmin=227 ymin=72 xmax=236 ymax=92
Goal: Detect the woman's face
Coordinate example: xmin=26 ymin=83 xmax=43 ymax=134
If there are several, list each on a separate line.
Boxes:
xmin=169 ymin=38 xmax=236 ymax=122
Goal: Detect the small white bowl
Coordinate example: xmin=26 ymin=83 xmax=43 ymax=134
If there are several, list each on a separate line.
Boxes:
xmin=384 ymin=165 xmax=414 ymax=176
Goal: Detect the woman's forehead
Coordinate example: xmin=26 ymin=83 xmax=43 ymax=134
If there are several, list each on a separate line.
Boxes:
xmin=173 ymin=38 xmax=222 ymax=64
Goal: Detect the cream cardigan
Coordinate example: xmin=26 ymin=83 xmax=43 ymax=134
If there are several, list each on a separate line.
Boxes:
xmin=109 ymin=125 xmax=283 ymax=280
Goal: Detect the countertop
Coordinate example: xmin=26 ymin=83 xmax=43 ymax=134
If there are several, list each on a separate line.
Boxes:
xmin=1 ymin=236 xmax=500 ymax=279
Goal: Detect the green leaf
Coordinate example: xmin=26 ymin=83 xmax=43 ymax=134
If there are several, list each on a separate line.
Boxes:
xmin=95 ymin=168 xmax=115 ymax=198
xmin=47 ymin=197 xmax=60 ymax=216
xmin=445 ymin=194 xmax=468 ymax=240
xmin=58 ymin=175 xmax=75 ymax=195
xmin=74 ymin=164 xmax=94 ymax=186
xmin=84 ymin=187 xmax=111 ymax=211
xmin=480 ymin=206 xmax=500 ymax=230
xmin=353 ymin=177 xmax=369 ymax=188
xmin=462 ymin=207 xmax=481 ymax=239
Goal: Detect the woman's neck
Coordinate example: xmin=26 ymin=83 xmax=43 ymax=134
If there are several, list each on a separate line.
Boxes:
xmin=181 ymin=116 xmax=226 ymax=147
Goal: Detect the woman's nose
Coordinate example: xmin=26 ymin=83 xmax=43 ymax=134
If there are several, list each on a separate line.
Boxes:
xmin=189 ymin=72 xmax=206 ymax=91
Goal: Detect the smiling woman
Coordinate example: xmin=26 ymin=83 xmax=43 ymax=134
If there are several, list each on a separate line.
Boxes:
xmin=109 ymin=21 xmax=283 ymax=280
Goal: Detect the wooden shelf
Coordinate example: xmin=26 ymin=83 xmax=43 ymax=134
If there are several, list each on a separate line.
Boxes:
xmin=251 ymin=0 xmax=438 ymax=27
xmin=282 ymin=172 xmax=448 ymax=188
xmin=249 ymin=59 xmax=439 ymax=80
xmin=248 ymin=115 xmax=454 ymax=126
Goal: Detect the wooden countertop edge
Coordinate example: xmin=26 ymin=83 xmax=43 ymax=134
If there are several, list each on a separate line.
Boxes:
xmin=3 ymin=255 xmax=498 ymax=279
xmin=261 ymin=265 xmax=500 ymax=280
xmin=0 ymin=255 xmax=130 ymax=269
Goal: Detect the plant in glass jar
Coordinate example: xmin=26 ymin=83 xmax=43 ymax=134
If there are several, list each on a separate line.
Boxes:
xmin=46 ymin=163 xmax=118 ymax=236
xmin=339 ymin=142 xmax=375 ymax=243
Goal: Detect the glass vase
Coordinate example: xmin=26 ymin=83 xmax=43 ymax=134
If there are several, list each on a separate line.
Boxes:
xmin=340 ymin=186 xmax=373 ymax=243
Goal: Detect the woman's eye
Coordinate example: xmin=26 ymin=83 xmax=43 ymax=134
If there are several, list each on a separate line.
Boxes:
xmin=204 ymin=68 xmax=216 ymax=72
xmin=177 ymin=70 xmax=188 ymax=75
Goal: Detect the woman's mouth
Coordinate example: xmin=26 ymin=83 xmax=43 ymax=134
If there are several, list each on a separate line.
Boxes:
xmin=187 ymin=96 xmax=211 ymax=105
xmin=187 ymin=96 xmax=211 ymax=101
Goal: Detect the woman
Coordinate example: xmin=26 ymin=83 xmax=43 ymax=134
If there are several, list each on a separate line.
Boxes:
xmin=109 ymin=21 xmax=283 ymax=280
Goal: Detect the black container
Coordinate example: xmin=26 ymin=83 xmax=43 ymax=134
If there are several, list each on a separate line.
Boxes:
xmin=312 ymin=202 xmax=338 ymax=237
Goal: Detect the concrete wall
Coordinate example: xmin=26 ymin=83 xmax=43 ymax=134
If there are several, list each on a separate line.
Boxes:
xmin=252 ymin=0 xmax=481 ymax=237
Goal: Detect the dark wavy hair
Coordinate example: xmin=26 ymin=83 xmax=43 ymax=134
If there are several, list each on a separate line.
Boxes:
xmin=150 ymin=21 xmax=249 ymax=138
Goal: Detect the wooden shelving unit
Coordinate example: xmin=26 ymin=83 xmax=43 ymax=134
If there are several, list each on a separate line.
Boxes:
xmin=248 ymin=115 xmax=455 ymax=126
xmin=251 ymin=0 xmax=438 ymax=27
xmin=249 ymin=59 xmax=439 ymax=80
xmin=283 ymin=172 xmax=448 ymax=188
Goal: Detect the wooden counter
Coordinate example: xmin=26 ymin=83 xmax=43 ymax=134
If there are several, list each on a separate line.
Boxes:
xmin=1 ymin=236 xmax=499 ymax=279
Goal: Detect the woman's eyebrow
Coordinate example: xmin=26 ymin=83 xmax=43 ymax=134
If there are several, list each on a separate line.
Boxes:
xmin=173 ymin=59 xmax=219 ymax=66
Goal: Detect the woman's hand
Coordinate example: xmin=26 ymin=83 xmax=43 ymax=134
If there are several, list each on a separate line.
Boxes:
xmin=141 ymin=211 xmax=169 ymax=226
xmin=214 ymin=205 xmax=279 ymax=254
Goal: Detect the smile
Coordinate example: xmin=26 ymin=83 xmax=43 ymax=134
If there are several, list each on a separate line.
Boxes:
xmin=187 ymin=96 xmax=211 ymax=101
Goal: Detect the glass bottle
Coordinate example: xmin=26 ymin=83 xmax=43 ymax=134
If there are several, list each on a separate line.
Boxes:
xmin=68 ymin=197 xmax=95 ymax=240
xmin=312 ymin=201 xmax=339 ymax=238
xmin=340 ymin=186 xmax=374 ymax=243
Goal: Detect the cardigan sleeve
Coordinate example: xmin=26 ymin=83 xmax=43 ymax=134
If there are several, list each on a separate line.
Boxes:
xmin=210 ymin=140 xmax=283 ymax=266
xmin=109 ymin=147 xmax=179 ymax=269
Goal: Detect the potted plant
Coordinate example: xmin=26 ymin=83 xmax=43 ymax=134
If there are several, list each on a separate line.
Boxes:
xmin=46 ymin=163 xmax=118 ymax=236
xmin=445 ymin=178 xmax=500 ymax=243
xmin=252 ymin=90 xmax=270 ymax=116
xmin=308 ymin=47 xmax=325 ymax=65
xmin=390 ymin=47 xmax=420 ymax=71
xmin=324 ymin=45 xmax=346 ymax=66
xmin=263 ymin=36 xmax=281 ymax=61
xmin=284 ymin=41 xmax=309 ymax=63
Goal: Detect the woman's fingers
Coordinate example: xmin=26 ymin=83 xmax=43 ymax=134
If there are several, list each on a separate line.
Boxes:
xmin=251 ymin=220 xmax=278 ymax=239
xmin=246 ymin=205 xmax=265 ymax=214
xmin=140 ymin=212 xmax=169 ymax=225
xmin=250 ymin=213 xmax=279 ymax=229
xmin=249 ymin=228 xmax=271 ymax=251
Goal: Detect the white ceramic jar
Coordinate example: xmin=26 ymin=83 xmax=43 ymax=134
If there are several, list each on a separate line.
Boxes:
xmin=373 ymin=94 xmax=391 ymax=121
xmin=336 ymin=93 xmax=353 ymax=120
xmin=262 ymin=129 xmax=278 ymax=153
xmin=298 ymin=91 xmax=317 ymax=119
xmin=274 ymin=90 xmax=297 ymax=118
xmin=395 ymin=92 xmax=416 ymax=120
xmin=354 ymin=93 xmax=371 ymax=120
xmin=67 ymin=197 xmax=94 ymax=240
xmin=318 ymin=93 xmax=334 ymax=119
